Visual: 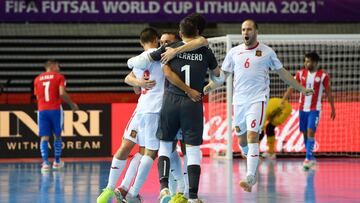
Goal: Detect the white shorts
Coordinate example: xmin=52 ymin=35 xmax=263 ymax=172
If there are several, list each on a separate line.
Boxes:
xmin=139 ymin=113 xmax=160 ymax=150
xmin=234 ymin=101 xmax=267 ymax=136
xmin=123 ymin=111 xmax=145 ymax=147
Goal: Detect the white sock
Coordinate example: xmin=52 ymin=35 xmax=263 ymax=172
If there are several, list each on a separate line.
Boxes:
xmin=183 ymin=154 xmax=189 ymax=198
xmin=106 ymin=157 xmax=126 ymax=189
xmin=120 ymin=153 xmax=142 ymax=191
xmin=240 ymin=145 xmax=249 ymax=157
xmin=128 ymin=155 xmax=154 ymax=196
xmin=170 ymin=151 xmax=185 ymax=193
xmin=247 ymin=143 xmax=259 ymax=177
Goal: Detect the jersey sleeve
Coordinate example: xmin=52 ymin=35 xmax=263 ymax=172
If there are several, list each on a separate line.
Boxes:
xmin=295 ymin=71 xmax=301 ymax=82
xmin=59 ymin=74 xmax=66 ymax=87
xmin=323 ymin=72 xmax=330 ymax=89
xmin=268 ymin=50 xmax=283 ymax=70
xmin=149 ymin=46 xmax=166 ymax=61
xmin=221 ymin=48 xmax=235 ymax=73
xmin=207 ymin=48 xmax=218 ymax=70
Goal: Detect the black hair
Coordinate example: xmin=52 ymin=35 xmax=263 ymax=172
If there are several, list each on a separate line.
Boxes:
xmin=140 ymin=27 xmax=159 ymax=44
xmin=304 ymin=52 xmax=320 ymax=63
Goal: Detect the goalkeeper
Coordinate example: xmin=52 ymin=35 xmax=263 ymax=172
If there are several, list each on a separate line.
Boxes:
xmin=259 ymin=98 xmax=292 ymax=159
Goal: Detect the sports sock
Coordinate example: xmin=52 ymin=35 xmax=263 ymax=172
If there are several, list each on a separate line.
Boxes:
xmin=128 ymin=155 xmax=153 ymax=196
xmin=40 ymin=140 xmax=49 ymax=164
xmin=183 ymin=154 xmax=189 ymax=198
xmin=267 ymin=136 xmax=275 ymax=154
xmin=53 ymin=138 xmax=62 ymax=163
xmin=106 ymin=157 xmax=126 ymax=189
xmin=170 ymin=151 xmax=185 ymax=193
xmin=306 ymin=137 xmax=315 ymax=160
xmin=247 ymin=143 xmax=259 ymax=176
xmin=158 ymin=156 xmax=170 ymax=190
xmin=120 ymin=153 xmax=142 ymax=191
xmin=240 ymin=145 xmax=249 ymax=157
xmin=188 ymin=165 xmax=201 ymax=199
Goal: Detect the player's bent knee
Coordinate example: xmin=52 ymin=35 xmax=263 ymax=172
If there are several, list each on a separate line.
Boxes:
xmin=186 ymin=146 xmax=202 ymax=166
xmin=145 ymin=149 xmax=158 ymax=160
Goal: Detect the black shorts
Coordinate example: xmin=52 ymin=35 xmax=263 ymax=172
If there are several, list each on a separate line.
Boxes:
xmin=157 ymin=92 xmax=203 ymax=146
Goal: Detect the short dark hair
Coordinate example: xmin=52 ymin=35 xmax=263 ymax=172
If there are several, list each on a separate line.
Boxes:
xmin=161 ymin=32 xmax=181 ymax=41
xmin=186 ymin=13 xmax=206 ymax=35
xmin=140 ymin=27 xmax=159 ymax=44
xmin=179 ymin=18 xmax=197 ymax=38
xmin=304 ymin=52 xmax=320 ymax=62
xmin=243 ymin=19 xmax=259 ymax=30
xmin=44 ymin=59 xmax=58 ymax=69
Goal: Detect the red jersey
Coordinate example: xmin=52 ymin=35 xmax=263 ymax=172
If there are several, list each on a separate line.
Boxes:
xmin=295 ymin=68 xmax=330 ymax=111
xmin=34 ymin=71 xmax=66 ymax=111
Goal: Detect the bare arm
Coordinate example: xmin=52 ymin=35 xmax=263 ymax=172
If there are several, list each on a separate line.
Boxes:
xmin=163 ymin=64 xmax=201 ymax=102
xmin=124 ymin=71 xmax=156 ymax=89
xmin=324 ymin=86 xmax=336 ymax=120
xmin=59 ymin=86 xmax=78 ymax=110
xmin=275 ymin=68 xmax=314 ymax=96
xmin=160 ymin=36 xmax=208 ymax=63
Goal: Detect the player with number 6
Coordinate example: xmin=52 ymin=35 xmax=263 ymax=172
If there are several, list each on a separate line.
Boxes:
xmin=204 ymin=19 xmax=314 ymax=192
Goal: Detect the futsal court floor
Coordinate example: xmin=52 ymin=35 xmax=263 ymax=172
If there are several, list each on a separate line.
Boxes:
xmin=0 ymin=157 xmax=359 ymax=203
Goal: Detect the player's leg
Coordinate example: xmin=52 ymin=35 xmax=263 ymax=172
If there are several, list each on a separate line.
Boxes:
xmin=118 ymin=147 xmax=144 ymax=192
xmin=38 ymin=110 xmax=51 ymax=171
xmin=234 ymin=105 xmax=248 ymax=157
xmin=115 ymin=147 xmax=144 ymax=202
xmin=127 ymin=113 xmax=160 ymax=201
xmin=51 ymin=108 xmax=64 ymax=169
xmin=97 ymin=113 xmax=140 ymax=203
xmin=180 ymin=98 xmax=203 ymax=202
xmin=180 ymin=139 xmax=189 ymax=199
xmin=299 ymin=111 xmax=308 ymax=147
xmin=304 ymin=111 xmax=320 ymax=170
xmin=266 ymin=123 xmax=276 ymax=159
xmin=240 ymin=101 xmax=266 ymax=192
xmin=157 ymin=93 xmax=181 ymax=203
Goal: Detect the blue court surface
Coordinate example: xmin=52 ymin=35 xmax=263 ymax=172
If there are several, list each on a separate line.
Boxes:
xmin=0 ymin=157 xmax=359 ymax=203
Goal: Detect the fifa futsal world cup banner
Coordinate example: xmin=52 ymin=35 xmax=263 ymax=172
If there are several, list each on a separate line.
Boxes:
xmin=1 ymin=0 xmax=360 ymax=23
xmin=0 ymin=104 xmax=111 ymax=158
xmin=111 ymin=103 xmax=360 ymax=156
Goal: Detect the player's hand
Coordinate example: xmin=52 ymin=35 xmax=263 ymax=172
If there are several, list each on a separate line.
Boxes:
xmin=303 ymin=88 xmax=314 ymax=96
xmin=186 ymin=89 xmax=202 ymax=102
xmin=161 ymin=47 xmax=177 ymax=64
xmin=139 ymin=79 xmax=156 ymax=89
xmin=71 ymin=103 xmax=79 ymax=111
xmin=133 ymin=87 xmax=141 ymax=94
xmin=331 ymin=109 xmax=336 ymax=120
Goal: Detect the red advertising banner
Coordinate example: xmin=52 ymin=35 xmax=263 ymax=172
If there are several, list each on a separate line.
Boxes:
xmin=111 ymin=102 xmax=360 ymax=156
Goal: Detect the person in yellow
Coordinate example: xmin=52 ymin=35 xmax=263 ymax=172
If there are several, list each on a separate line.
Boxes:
xmin=259 ymin=98 xmax=292 ymax=159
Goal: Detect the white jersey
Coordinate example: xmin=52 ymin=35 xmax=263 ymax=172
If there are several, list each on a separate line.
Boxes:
xmin=221 ymin=42 xmax=283 ymax=105
xmin=130 ymin=48 xmax=165 ymax=113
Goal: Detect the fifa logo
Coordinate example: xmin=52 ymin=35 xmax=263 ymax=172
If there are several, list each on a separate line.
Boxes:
xmin=0 ymin=110 xmax=102 ymax=137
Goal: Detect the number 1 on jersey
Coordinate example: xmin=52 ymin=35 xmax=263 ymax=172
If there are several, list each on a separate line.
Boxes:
xmin=181 ymin=65 xmax=190 ymax=86
xmin=43 ymin=81 xmax=50 ymax=102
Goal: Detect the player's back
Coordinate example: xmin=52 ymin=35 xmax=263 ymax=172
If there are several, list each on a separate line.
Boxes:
xmin=34 ymin=71 xmax=65 ymax=111
xmin=166 ymin=41 xmax=218 ymax=96
xmin=133 ymin=48 xmax=165 ymax=114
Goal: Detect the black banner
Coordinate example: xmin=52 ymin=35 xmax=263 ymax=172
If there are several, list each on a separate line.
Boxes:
xmin=0 ymin=104 xmax=111 ymax=158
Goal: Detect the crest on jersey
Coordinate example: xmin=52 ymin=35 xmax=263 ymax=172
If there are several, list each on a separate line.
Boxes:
xmin=315 ymin=76 xmax=321 ymax=82
xmin=255 ymin=50 xmax=262 ymax=57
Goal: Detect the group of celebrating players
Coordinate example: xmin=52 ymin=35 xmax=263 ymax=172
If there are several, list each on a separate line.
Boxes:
xmin=33 ymin=13 xmax=335 ymax=203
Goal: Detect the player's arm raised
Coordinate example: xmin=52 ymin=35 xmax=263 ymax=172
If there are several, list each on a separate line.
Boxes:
xmin=160 ymin=36 xmax=208 ymax=63
xmin=59 ymin=86 xmax=78 ymax=111
xmin=162 ymin=64 xmax=202 ymax=102
xmin=275 ymin=68 xmax=314 ymax=96
xmin=124 ymin=71 xmax=156 ymax=90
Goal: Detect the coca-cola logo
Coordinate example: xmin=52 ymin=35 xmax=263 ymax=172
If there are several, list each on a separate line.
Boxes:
xmin=202 ymin=109 xmax=319 ymax=153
